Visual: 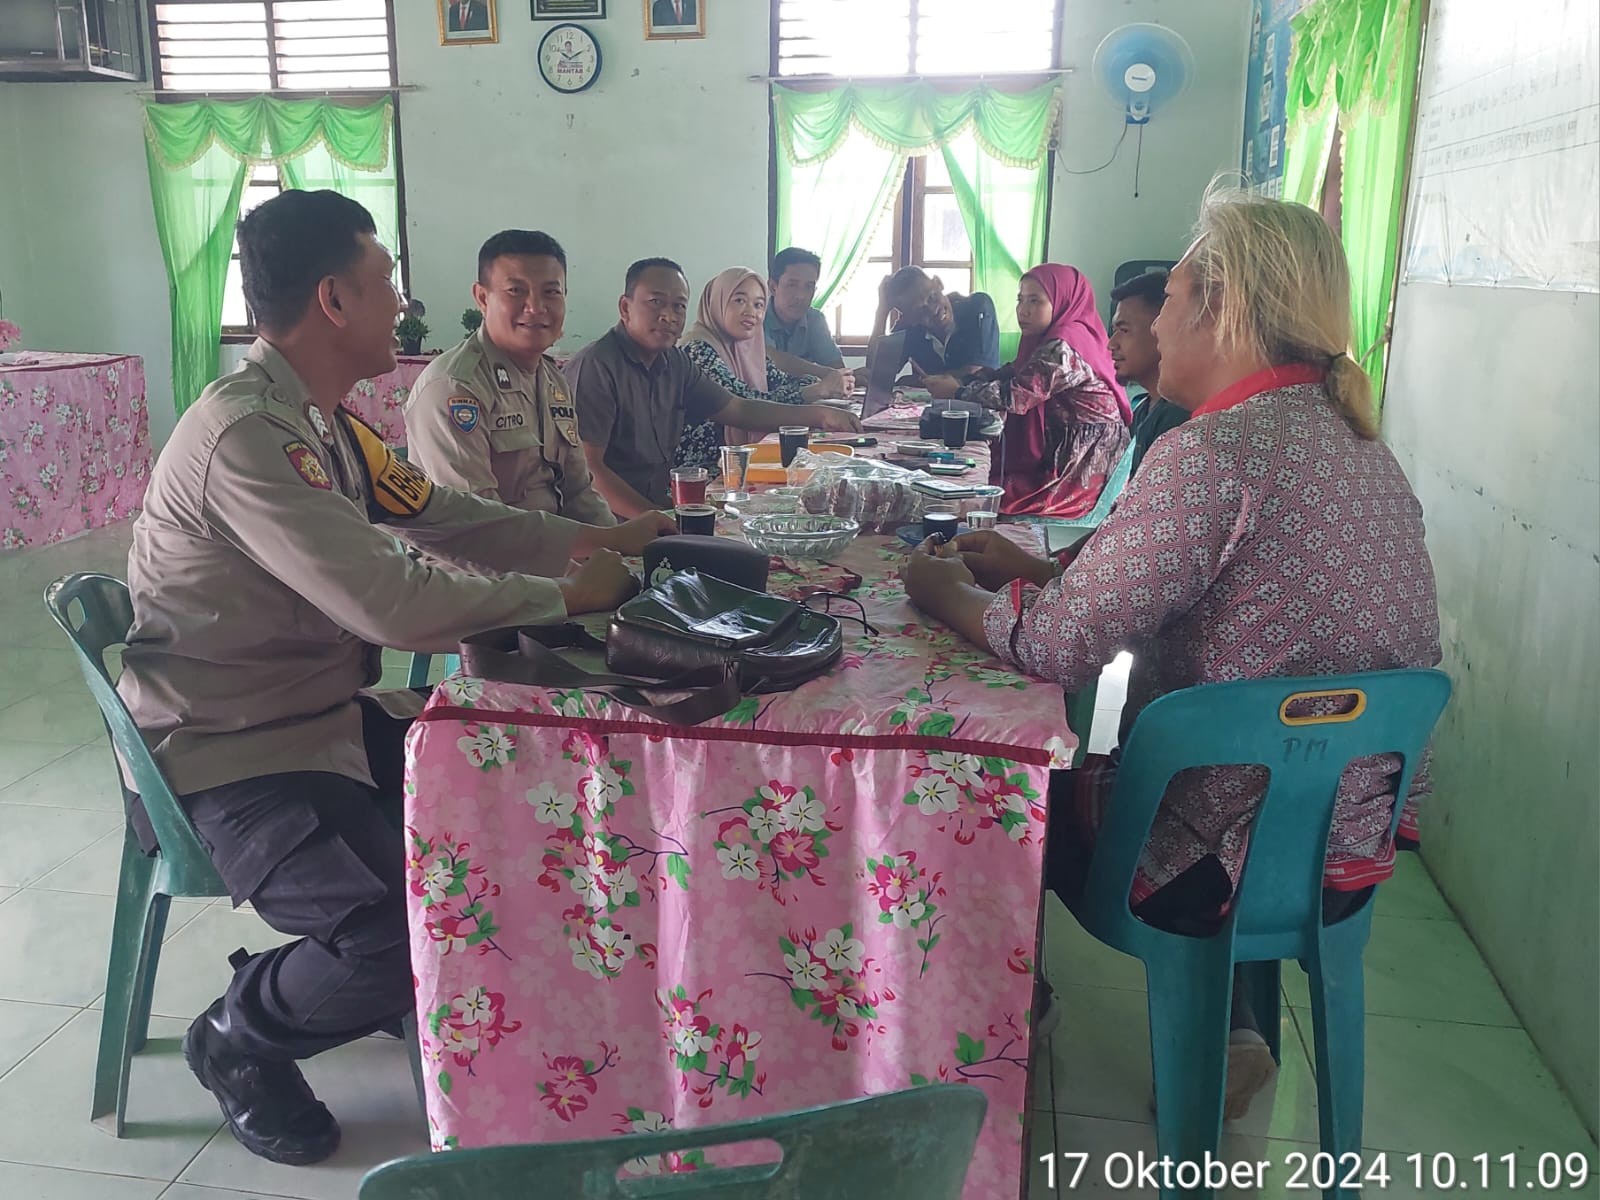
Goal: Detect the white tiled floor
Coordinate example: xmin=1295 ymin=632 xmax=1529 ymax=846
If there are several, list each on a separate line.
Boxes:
xmin=0 ymin=523 xmax=1594 ymax=1200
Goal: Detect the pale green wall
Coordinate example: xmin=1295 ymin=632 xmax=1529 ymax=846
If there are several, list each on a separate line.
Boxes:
xmin=0 ymin=81 xmax=175 ymax=439
xmin=1385 ymin=284 xmax=1600 ymax=1136
xmin=1382 ymin=0 xmax=1599 ymax=1139
xmin=1049 ymin=0 xmax=1251 ymax=302
xmin=1 ymin=0 xmax=1249 ymax=445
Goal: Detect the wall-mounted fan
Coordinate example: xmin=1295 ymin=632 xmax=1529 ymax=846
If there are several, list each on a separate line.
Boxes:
xmin=1092 ymin=23 xmax=1196 ymax=126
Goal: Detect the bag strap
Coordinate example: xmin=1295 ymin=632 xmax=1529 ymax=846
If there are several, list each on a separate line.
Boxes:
xmin=458 ymin=626 xmax=744 ymax=727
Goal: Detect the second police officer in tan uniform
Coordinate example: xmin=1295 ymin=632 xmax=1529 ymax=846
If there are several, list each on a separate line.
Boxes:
xmin=116 ymin=193 xmax=672 ymax=1168
xmin=405 ymin=231 xmax=615 ymax=524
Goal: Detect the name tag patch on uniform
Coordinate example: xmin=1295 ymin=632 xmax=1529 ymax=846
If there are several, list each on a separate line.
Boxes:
xmin=494 ymin=412 xmax=526 ymax=431
xmin=493 ymin=364 xmax=513 ymax=390
xmin=283 ymin=441 xmax=332 ymax=490
xmin=343 ymin=413 xmax=434 ymax=519
xmin=449 ymin=398 xmax=480 ymax=433
xmin=548 ymin=403 xmax=580 ymax=446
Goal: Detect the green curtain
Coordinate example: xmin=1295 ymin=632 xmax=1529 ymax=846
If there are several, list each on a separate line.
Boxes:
xmin=142 ymin=96 xmax=395 ymax=415
xmin=941 ymin=131 xmax=1051 ymax=360
xmin=1281 ymin=0 xmax=1422 ymax=410
xmin=774 ymin=132 xmax=905 ymax=312
xmin=772 ymin=83 xmax=1059 ymax=360
xmin=277 ymin=143 xmax=399 ymax=279
xmin=142 ymin=137 xmax=248 ymax=427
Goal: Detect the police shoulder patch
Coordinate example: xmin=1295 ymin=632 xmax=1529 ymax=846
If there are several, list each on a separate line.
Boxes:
xmin=338 ymin=410 xmax=434 ymax=521
xmin=283 ymin=441 xmax=332 ymax=490
xmin=449 ymin=397 xmax=480 ymax=433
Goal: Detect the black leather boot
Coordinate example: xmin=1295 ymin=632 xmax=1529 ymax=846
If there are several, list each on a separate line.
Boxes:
xmin=183 ymin=1000 xmax=341 ymax=1165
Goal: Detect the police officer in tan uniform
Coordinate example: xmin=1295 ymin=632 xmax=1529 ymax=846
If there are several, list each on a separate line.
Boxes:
xmin=405 ymin=230 xmax=614 ymax=524
xmin=116 ymin=192 xmax=672 ymax=1166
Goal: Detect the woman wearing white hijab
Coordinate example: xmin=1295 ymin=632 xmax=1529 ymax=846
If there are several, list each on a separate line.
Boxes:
xmin=675 ymin=267 xmax=853 ymax=472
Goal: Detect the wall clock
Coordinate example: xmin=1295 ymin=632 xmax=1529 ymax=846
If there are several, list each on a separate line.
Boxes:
xmin=538 ymin=23 xmax=601 ymax=93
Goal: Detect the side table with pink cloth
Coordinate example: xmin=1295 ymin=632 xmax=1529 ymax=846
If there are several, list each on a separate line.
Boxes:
xmin=403 ymin=533 xmax=1075 ymax=1197
xmin=0 ymin=352 xmax=151 ymax=551
xmin=340 ymin=354 xmax=430 ymax=448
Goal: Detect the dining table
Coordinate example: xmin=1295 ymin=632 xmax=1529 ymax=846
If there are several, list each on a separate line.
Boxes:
xmin=0 ymin=351 xmax=151 ymax=551
xmin=401 ymin=395 xmax=1073 ymax=1197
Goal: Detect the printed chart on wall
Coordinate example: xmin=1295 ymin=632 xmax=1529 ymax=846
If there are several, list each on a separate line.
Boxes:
xmin=1404 ymin=0 xmax=1599 ymax=291
xmin=1241 ymin=0 xmax=1310 ymax=196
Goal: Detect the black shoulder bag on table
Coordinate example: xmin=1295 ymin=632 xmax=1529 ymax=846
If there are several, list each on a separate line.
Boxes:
xmin=458 ymin=570 xmax=844 ymax=726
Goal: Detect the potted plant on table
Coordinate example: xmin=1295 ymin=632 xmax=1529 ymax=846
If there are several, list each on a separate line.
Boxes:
xmin=461 ymin=307 xmax=483 ymax=336
xmin=396 ymin=313 xmax=429 ymax=356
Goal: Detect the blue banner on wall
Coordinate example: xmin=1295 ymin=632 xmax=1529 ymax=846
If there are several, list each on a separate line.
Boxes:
xmin=1241 ymin=0 xmax=1311 ymax=196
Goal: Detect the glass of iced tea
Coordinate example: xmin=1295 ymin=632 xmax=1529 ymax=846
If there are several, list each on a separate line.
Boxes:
xmin=669 ymin=467 xmax=709 ymax=507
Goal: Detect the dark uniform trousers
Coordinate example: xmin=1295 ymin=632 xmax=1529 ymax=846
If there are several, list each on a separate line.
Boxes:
xmin=132 ymin=697 xmax=417 ymax=1061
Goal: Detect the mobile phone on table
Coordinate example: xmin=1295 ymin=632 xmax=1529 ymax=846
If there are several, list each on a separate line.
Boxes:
xmin=814 ymin=434 xmax=878 ymax=447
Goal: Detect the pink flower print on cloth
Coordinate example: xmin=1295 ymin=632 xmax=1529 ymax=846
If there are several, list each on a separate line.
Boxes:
xmin=904 ymin=751 xmax=1045 ymax=845
xmin=654 ymin=987 xmax=768 ymax=1111
xmin=867 ymin=851 xmax=948 ymax=976
xmin=534 ymin=1042 xmax=619 ymax=1123
xmin=708 ymin=779 xmax=843 ymax=905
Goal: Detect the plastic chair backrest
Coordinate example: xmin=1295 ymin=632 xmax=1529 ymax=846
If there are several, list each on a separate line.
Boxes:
xmin=1079 ymin=438 xmax=1135 ymax=529
xmin=43 ymin=573 xmax=220 ymax=889
xmin=1006 ymin=438 xmax=1135 ymax=546
xmin=359 ymin=1084 xmax=987 ymax=1200
xmin=1080 ymin=670 xmax=1451 ymax=960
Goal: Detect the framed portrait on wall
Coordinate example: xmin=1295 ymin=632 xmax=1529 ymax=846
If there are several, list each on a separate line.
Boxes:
xmin=644 ymin=0 xmax=704 ymax=40
xmin=533 ymin=0 xmax=605 ymax=17
xmin=439 ymin=0 xmax=499 ymax=45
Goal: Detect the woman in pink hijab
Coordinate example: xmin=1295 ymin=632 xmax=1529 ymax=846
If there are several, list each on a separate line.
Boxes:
xmin=676 ymin=267 xmax=853 ymax=472
xmin=960 ymin=264 xmax=1131 ymax=519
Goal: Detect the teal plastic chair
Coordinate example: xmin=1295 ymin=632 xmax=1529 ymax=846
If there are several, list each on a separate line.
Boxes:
xmin=43 ymin=573 xmax=229 ymax=1136
xmin=1011 ymin=437 xmax=1136 ymax=548
xmin=1065 ymin=670 xmax=1451 ymax=1200
xmin=359 ymin=1084 xmax=987 ymax=1199
xmin=406 ymin=651 xmax=459 ymax=687
xmin=1031 ymin=442 xmax=1142 ymax=768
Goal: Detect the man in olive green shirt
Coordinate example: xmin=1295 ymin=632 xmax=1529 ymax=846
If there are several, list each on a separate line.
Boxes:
xmin=406 ymin=230 xmax=614 ymax=525
xmin=120 ymin=191 xmax=670 ymax=1168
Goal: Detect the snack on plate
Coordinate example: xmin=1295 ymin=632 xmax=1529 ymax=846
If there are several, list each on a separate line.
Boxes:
xmin=793 ymin=450 xmax=924 ymax=533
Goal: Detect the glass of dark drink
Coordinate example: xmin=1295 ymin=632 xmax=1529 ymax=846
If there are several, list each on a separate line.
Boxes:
xmin=669 ymin=467 xmax=709 ymax=507
xmin=778 ymin=425 xmax=810 ymax=468
xmin=675 ymin=504 xmax=717 ymax=536
xmin=922 ymin=509 xmax=960 ymax=543
xmin=941 ymin=409 xmax=969 ymax=449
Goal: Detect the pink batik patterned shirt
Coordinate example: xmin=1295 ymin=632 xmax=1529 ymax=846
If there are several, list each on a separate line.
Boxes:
xmin=983 ymin=367 xmax=1443 ymax=901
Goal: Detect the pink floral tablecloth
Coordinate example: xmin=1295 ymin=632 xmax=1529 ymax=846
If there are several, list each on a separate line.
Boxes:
xmin=403 ymin=533 xmax=1075 ymax=1197
xmin=0 ymin=352 xmax=150 ymax=550
xmin=340 ymin=355 xmax=430 ymax=448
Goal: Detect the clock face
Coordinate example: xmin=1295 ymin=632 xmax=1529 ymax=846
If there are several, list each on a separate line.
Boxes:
xmin=539 ymin=24 xmax=600 ymax=94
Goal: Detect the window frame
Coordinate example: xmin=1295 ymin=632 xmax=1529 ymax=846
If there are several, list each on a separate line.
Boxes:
xmin=148 ymin=0 xmax=400 ymax=94
xmin=822 ymin=157 xmax=980 ymax=353
xmin=148 ymin=0 xmax=410 ymax=341
xmin=771 ymin=0 xmax=1065 ymax=83
xmin=771 ymin=0 xmax=1065 ymax=351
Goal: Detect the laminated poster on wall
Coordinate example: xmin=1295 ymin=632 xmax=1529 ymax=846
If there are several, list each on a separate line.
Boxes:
xmin=1240 ymin=0 xmax=1309 ymax=198
xmin=1403 ymin=0 xmax=1599 ymax=292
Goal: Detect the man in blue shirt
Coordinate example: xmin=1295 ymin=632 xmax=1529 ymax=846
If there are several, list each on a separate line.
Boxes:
xmin=763 ymin=247 xmax=847 ymax=375
xmin=867 ymin=266 xmax=1000 ymax=399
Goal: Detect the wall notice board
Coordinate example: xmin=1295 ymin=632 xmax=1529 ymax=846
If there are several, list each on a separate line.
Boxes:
xmin=1241 ymin=0 xmax=1312 ymax=196
xmin=1403 ymin=0 xmax=1599 ymax=292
